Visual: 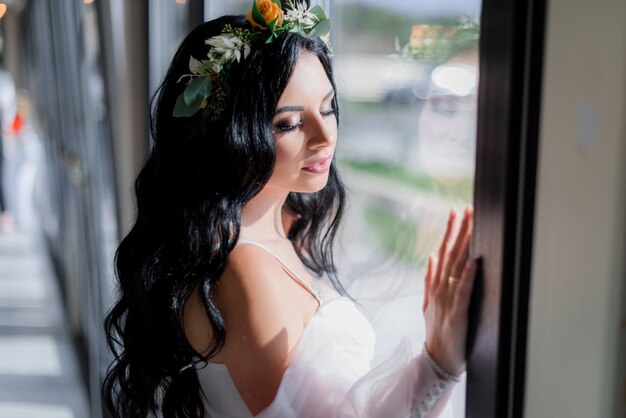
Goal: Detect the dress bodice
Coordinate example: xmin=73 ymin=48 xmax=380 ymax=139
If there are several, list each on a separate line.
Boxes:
xmin=195 ymin=297 xmax=375 ymax=417
xmin=193 ymin=239 xmax=456 ymax=418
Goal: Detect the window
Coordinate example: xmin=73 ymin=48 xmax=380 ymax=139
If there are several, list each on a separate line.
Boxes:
xmin=331 ymin=2 xmax=480 ymax=416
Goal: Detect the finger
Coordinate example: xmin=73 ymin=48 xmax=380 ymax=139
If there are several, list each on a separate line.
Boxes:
xmin=451 ymin=212 xmax=473 ymax=279
xmin=440 ymin=245 xmax=456 ymax=294
xmin=449 ymin=208 xmax=473 ymax=271
xmin=433 ymin=209 xmax=457 ymax=291
xmin=442 ymin=214 xmax=473 ymax=288
xmin=452 ymin=258 xmax=478 ymax=315
xmin=422 ymin=254 xmax=435 ymax=312
xmin=441 ymin=213 xmax=471 ymax=286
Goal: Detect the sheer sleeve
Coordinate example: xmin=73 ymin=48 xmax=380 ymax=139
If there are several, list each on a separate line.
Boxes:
xmin=337 ymin=341 xmax=456 ymax=418
xmin=254 ymin=299 xmax=457 ymax=418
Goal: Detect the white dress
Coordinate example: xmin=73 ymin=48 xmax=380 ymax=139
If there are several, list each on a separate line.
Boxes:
xmin=195 ymin=240 xmax=457 ymax=418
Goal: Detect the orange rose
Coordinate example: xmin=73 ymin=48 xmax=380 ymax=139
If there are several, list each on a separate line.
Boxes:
xmin=247 ymin=0 xmax=284 ymax=30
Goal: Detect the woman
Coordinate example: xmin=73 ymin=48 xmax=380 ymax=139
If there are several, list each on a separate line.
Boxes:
xmin=104 ymin=2 xmax=477 ymax=417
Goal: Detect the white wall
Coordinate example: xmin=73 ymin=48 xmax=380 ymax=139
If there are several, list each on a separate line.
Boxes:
xmin=524 ymin=0 xmax=626 ymax=416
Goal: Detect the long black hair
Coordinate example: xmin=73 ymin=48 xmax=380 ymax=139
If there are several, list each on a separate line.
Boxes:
xmin=103 ymin=14 xmax=347 ymax=418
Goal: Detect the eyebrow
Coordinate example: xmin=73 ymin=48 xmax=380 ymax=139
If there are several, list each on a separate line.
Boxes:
xmin=275 ymin=88 xmax=335 ymax=114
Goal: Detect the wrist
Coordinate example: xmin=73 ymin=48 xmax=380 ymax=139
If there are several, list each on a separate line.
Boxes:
xmin=422 ymin=344 xmax=462 ymax=383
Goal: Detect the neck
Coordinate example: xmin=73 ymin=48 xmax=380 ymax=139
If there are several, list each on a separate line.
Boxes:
xmin=240 ymin=186 xmax=289 ymax=241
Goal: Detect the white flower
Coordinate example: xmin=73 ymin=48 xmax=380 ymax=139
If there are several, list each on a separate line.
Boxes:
xmin=206 ymin=34 xmax=242 ymax=50
xmin=285 ymin=1 xmax=318 ymax=27
xmin=204 ymin=32 xmax=251 ymax=69
xmin=189 ymin=56 xmax=202 ymax=73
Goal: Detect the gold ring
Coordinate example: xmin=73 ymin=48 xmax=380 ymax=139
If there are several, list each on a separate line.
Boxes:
xmin=448 ymin=276 xmax=460 ymax=287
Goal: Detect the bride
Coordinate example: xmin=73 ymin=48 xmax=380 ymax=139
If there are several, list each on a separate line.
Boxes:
xmin=103 ymin=2 xmax=477 ymax=417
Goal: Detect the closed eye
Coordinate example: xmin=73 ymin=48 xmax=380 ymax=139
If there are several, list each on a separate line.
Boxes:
xmin=320 ymin=91 xmax=336 ymax=117
xmin=273 ymin=119 xmax=303 ymax=134
xmin=273 ymin=91 xmax=336 ymax=135
xmin=273 ymin=109 xmax=334 ymax=134
xmin=321 ymin=107 xmax=336 ymax=117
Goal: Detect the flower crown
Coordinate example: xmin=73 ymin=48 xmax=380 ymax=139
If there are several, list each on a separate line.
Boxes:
xmin=173 ymin=0 xmax=332 ymax=120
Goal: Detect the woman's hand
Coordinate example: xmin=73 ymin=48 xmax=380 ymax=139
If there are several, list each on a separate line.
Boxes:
xmin=422 ymin=207 xmax=477 ymax=377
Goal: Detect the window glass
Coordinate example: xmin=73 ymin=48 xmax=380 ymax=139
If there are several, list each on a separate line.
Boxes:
xmin=81 ymin=0 xmax=121 ymax=386
xmin=331 ymin=2 xmax=479 ymax=416
xmin=149 ymin=0 xmax=194 ymax=101
xmin=332 ymin=2 xmax=479 ymax=285
xmin=205 ymin=0 xmax=249 ymax=18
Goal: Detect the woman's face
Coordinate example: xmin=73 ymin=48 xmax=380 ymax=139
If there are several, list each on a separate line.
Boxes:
xmin=267 ymin=52 xmax=337 ymax=194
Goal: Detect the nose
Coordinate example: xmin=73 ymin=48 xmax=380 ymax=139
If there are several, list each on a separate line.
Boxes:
xmin=305 ymin=112 xmax=336 ymax=149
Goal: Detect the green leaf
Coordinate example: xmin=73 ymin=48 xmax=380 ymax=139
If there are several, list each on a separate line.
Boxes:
xmin=271 ymin=0 xmax=281 ymax=7
xmin=308 ymin=18 xmax=331 ymax=38
xmin=252 ymin=0 xmax=266 ymax=26
xmin=268 ymin=15 xmax=278 ymax=31
xmin=309 ymin=5 xmax=327 ymax=21
xmin=173 ymin=93 xmax=203 ymax=117
xmin=184 ymin=76 xmax=212 ymax=105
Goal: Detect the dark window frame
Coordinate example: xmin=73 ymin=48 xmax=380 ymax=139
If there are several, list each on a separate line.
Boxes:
xmin=466 ymin=0 xmax=546 ymax=416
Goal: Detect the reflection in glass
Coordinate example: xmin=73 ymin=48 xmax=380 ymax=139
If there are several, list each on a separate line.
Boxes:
xmin=332 ymin=2 xmax=480 ymax=417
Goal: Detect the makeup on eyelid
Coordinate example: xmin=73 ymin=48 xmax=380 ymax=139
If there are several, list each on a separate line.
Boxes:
xmin=272 ymin=106 xmax=336 ymax=134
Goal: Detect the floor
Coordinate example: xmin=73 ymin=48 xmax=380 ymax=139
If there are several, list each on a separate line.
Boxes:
xmin=0 ymin=230 xmax=90 ymax=418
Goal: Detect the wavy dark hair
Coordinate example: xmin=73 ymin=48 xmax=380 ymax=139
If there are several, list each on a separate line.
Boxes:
xmin=103 ymin=14 xmax=347 ymax=418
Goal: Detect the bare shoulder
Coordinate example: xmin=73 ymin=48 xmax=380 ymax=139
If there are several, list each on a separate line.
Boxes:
xmin=223 ymin=243 xmax=286 ymax=290
xmin=212 ymin=244 xmax=307 ymax=415
xmin=216 ymin=244 xmax=304 ymax=345
xmin=217 ymin=243 xmax=299 ymax=315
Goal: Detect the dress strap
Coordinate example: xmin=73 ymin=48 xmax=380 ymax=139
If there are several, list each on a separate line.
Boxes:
xmin=236 ymin=239 xmax=322 ymax=305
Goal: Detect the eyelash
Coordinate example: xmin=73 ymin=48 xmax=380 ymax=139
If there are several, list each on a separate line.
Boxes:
xmin=274 ymin=107 xmax=336 ymax=133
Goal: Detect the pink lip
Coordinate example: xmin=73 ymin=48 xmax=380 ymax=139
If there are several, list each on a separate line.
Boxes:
xmin=302 ymin=154 xmax=333 ymax=174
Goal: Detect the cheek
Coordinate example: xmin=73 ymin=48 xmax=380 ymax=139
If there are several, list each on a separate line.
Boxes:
xmin=273 ymin=139 xmax=302 ymax=175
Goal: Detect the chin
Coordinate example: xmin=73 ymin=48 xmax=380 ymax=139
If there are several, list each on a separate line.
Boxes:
xmin=295 ymin=173 xmax=331 ymax=193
